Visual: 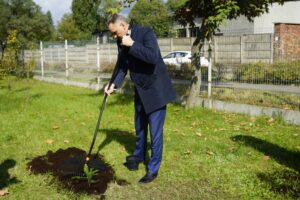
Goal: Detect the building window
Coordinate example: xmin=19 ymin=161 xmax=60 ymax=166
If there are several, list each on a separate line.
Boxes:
xmin=190 ymin=27 xmax=200 ymax=37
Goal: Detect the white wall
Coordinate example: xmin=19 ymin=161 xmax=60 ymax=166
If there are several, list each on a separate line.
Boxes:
xmin=254 ymin=1 xmax=300 ymax=33
xmin=218 ymin=16 xmax=254 ymax=36
xmin=173 ymin=1 xmax=300 ymax=36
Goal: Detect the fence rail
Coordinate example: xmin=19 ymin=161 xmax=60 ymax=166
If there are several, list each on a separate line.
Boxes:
xmin=24 ymin=33 xmax=279 ymax=71
xmin=23 ymin=30 xmax=300 ymax=114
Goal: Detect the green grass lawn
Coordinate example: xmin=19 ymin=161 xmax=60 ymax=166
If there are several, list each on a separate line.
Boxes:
xmin=0 ymin=77 xmax=299 ymax=200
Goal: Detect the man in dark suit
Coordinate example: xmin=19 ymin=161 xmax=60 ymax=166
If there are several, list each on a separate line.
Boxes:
xmin=105 ymin=14 xmax=176 ymax=184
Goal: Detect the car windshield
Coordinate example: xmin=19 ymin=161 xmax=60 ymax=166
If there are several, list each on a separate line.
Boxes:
xmin=165 ymin=52 xmax=187 ymax=58
xmin=163 ymin=53 xmax=175 ymax=58
xmin=178 ymin=52 xmax=187 ymax=57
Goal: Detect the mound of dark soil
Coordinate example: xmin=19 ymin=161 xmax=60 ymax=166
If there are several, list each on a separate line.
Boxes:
xmin=27 ymin=147 xmax=127 ymax=196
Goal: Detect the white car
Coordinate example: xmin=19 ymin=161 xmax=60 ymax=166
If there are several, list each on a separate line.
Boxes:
xmin=163 ymin=51 xmax=191 ymax=68
xmin=163 ymin=51 xmax=208 ymax=69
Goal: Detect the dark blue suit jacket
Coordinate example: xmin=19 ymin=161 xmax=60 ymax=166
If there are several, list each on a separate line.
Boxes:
xmin=113 ymin=25 xmax=176 ymax=114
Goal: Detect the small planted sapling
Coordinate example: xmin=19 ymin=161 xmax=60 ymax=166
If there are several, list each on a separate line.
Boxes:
xmin=72 ymin=164 xmax=99 ymax=186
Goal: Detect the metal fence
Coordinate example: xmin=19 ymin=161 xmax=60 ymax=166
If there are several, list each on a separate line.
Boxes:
xmin=23 ymin=30 xmax=300 ymax=113
xmin=197 ymin=30 xmax=300 ymax=112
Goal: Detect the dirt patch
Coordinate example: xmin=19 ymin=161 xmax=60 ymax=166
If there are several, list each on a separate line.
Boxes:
xmin=27 ymin=147 xmax=127 ymax=197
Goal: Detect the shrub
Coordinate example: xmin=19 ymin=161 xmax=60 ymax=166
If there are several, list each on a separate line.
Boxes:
xmin=240 ymin=62 xmax=267 ymax=83
xmin=236 ymin=60 xmax=300 ymax=85
xmin=272 ymin=61 xmax=300 ymax=84
xmin=166 ymin=63 xmax=194 ymax=79
xmin=24 ymin=58 xmax=36 ymax=78
xmin=214 ymin=63 xmax=227 ymax=81
xmin=0 ymin=30 xmax=20 ymax=78
xmin=0 ymin=31 xmax=38 ymax=79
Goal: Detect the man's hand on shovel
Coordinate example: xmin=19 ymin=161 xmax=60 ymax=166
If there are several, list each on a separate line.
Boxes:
xmin=104 ymin=83 xmax=116 ymax=96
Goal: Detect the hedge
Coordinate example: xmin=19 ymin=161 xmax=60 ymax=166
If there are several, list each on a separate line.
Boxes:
xmin=235 ymin=61 xmax=300 ymax=84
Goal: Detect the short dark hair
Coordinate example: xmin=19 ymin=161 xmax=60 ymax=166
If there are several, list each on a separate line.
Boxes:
xmin=106 ymin=14 xmax=129 ymax=27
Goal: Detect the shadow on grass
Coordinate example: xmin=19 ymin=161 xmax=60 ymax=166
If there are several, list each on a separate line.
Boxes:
xmin=96 ymin=129 xmax=136 ymax=155
xmin=0 ymin=93 xmax=43 ymax=112
xmin=0 ymin=84 xmax=30 ymax=92
xmin=95 ymin=128 xmax=150 ymax=164
xmin=1 ymin=86 xmax=30 ymax=93
xmin=0 ymin=84 xmax=11 ymax=90
xmin=231 ymin=135 xmax=300 ymax=198
xmin=106 ymin=93 xmax=133 ymax=107
xmin=231 ymin=135 xmax=300 ymax=172
xmin=13 ymin=87 xmax=31 ymax=93
xmin=257 ymin=169 xmax=300 ymax=199
xmin=0 ymin=159 xmax=20 ymax=189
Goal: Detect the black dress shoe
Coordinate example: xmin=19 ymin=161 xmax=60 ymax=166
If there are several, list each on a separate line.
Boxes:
xmin=138 ymin=172 xmax=158 ymax=184
xmin=124 ymin=155 xmax=143 ymax=171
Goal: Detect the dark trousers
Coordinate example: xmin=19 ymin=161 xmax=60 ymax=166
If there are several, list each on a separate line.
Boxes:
xmin=133 ymin=95 xmax=166 ymax=174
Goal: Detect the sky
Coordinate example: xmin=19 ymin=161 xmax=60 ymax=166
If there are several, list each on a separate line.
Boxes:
xmin=33 ymin=0 xmax=72 ymax=26
xmin=32 ymin=0 xmax=133 ymax=26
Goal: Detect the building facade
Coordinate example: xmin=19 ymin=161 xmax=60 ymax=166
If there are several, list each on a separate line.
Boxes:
xmin=174 ymin=1 xmax=300 ymax=37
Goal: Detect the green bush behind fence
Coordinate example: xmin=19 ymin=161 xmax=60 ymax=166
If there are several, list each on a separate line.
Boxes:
xmin=166 ymin=60 xmax=300 ymax=85
xmin=235 ymin=61 xmax=300 ymax=85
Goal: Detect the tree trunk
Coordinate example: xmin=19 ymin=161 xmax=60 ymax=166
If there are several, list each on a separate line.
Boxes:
xmin=185 ymin=32 xmax=205 ymax=109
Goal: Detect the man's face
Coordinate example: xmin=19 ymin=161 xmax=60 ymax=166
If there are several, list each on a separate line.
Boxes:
xmin=108 ymin=21 xmax=128 ymax=40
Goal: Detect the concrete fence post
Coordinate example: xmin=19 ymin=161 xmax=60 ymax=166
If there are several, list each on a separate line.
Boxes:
xmin=40 ymin=41 xmax=44 ymax=79
xmin=213 ymin=37 xmax=217 ymax=64
xmin=109 ymin=43 xmax=112 ymax=64
xmin=65 ymin=40 xmax=69 ymax=80
xmin=270 ymin=33 xmax=274 ymax=64
xmin=97 ymin=36 xmax=101 ymax=84
xmin=208 ymin=39 xmax=212 ymax=100
xmin=240 ymin=35 xmax=245 ymax=64
xmin=50 ymin=47 xmax=53 ymax=66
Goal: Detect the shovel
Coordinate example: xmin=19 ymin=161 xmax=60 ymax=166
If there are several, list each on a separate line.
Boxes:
xmin=59 ymin=49 xmax=122 ymax=177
